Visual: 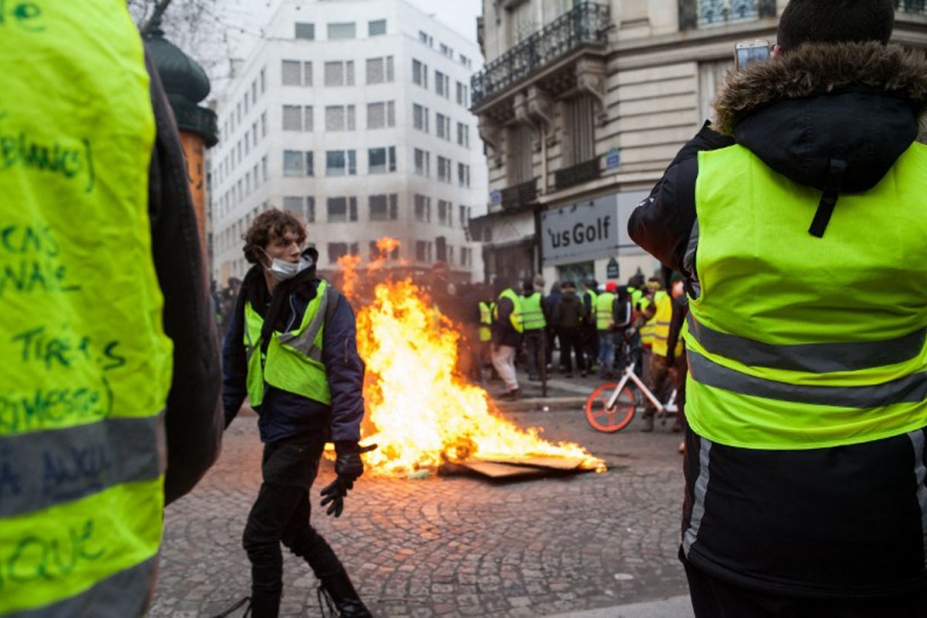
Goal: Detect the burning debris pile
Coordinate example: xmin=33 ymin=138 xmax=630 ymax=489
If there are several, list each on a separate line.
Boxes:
xmin=337 ymin=239 xmax=605 ymax=478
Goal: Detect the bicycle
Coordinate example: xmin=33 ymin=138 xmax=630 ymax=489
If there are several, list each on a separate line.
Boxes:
xmin=585 ymin=360 xmax=678 ymax=433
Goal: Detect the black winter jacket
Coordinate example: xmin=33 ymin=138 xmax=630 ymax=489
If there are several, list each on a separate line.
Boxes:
xmin=145 ymin=51 xmax=224 ymax=506
xmin=630 ymin=42 xmax=927 ymax=598
xmin=222 ymin=266 xmax=366 ymax=444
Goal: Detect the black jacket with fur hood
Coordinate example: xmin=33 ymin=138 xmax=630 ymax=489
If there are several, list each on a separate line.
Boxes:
xmin=629 ymin=42 xmax=927 ymax=598
xmin=629 ymin=41 xmax=927 ymax=272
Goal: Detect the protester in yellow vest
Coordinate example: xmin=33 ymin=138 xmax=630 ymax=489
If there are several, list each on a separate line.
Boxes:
xmin=222 ymin=210 xmax=371 ymax=617
xmin=595 ymin=281 xmax=630 ymax=378
xmin=630 ymin=1 xmax=927 ymax=613
xmin=0 ymin=3 xmax=224 ymax=615
xmin=638 ymin=288 xmax=677 ymax=433
xmin=520 ymin=277 xmax=547 ymax=381
xmin=491 ymin=278 xmax=523 ymax=399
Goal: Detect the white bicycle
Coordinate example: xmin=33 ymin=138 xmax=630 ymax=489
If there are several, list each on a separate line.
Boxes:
xmin=585 ymin=361 xmax=677 ymax=433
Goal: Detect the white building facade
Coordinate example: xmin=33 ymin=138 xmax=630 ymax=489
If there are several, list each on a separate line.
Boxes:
xmin=209 ymin=0 xmax=488 ymax=284
xmin=470 ymin=0 xmax=927 ymax=287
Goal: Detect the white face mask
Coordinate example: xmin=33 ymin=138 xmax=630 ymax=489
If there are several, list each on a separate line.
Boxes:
xmin=259 ymin=248 xmax=314 ymax=282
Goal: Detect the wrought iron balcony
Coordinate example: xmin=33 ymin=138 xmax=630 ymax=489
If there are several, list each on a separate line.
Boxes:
xmin=896 ymin=0 xmax=927 ymax=14
xmin=471 ymin=2 xmax=609 ymax=108
xmin=555 ymin=158 xmax=601 ymax=192
xmin=679 ymin=0 xmax=776 ymax=30
xmin=500 ymin=179 xmax=538 ymax=211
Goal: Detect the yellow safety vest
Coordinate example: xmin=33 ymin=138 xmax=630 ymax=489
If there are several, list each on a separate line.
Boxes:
xmin=652 ymin=291 xmax=682 ymax=358
xmin=686 ymin=144 xmax=927 ymax=450
xmin=0 ymin=3 xmax=173 ymax=614
xmin=520 ymin=292 xmax=546 ymax=331
xmin=478 ymin=301 xmax=493 ymax=342
xmin=584 ymin=289 xmax=598 ymax=323
xmin=595 ymin=292 xmax=616 ymax=330
xmin=244 ymin=281 xmax=333 ymax=407
xmin=639 ymin=298 xmax=656 ymax=347
xmin=494 ymin=289 xmax=523 ymax=333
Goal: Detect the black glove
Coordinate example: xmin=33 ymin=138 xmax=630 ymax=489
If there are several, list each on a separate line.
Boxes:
xmin=320 ymin=442 xmax=376 ymax=518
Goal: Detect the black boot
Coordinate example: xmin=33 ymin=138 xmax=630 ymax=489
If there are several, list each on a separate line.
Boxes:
xmin=248 ymin=593 xmax=280 ymax=618
xmin=319 ymin=570 xmax=372 ymax=617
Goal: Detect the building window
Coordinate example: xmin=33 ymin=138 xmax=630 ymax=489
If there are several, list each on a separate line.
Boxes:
xmin=306 ymin=196 xmax=315 ymax=223
xmin=438 ymin=200 xmax=453 ymax=227
xmin=262 ymin=155 xmax=268 ymax=181
xmin=365 ymin=56 xmax=394 ymax=84
xmin=261 ymin=111 xmax=267 ymax=137
xmin=459 ymin=204 xmax=471 ymax=229
xmin=295 ymin=22 xmax=315 ymax=39
xmin=440 ymin=43 xmax=453 ymax=58
xmin=283 ymin=105 xmax=303 ymax=131
xmin=565 ymin=95 xmax=596 ymax=165
xmin=456 ymin=81 xmax=469 ymax=107
xmin=414 ymin=194 xmax=431 ymax=223
xmin=457 ymin=163 xmax=470 ymax=187
xmin=282 ymin=60 xmax=311 ymax=86
xmin=368 ymin=19 xmax=386 ymax=36
xmin=437 ymin=156 xmax=452 ymax=183
xmin=435 ymin=71 xmax=449 ymax=98
xmin=418 ymin=30 xmax=432 ymax=46
xmin=327 ymin=196 xmax=358 ymax=222
xmin=327 ymin=22 xmax=356 ymax=39
xmin=459 ymin=53 xmax=470 ymax=68
xmin=436 ymin=113 xmax=450 ymax=140
xmin=414 ymin=149 xmax=430 ymax=176
xmin=415 ymin=240 xmax=433 ymax=263
xmin=325 ymin=105 xmax=356 ymax=131
xmin=369 ymin=193 xmax=399 ymax=221
xmin=251 ymin=80 xmax=257 ymax=104
xmin=457 ymin=122 xmax=469 ymax=148
xmin=326 ymin=150 xmax=357 ymax=176
xmin=412 ymin=59 xmax=428 ymax=88
xmin=260 ymin=67 xmax=266 ymax=93
xmin=324 ymin=60 xmax=355 ymax=86
xmin=367 ymin=101 xmax=396 ymax=129
xmin=509 ymin=124 xmax=534 ymax=184
xmin=253 ymin=163 xmax=259 ymax=188
xmin=461 ymin=247 xmax=472 ymax=267
xmin=328 ymin=243 xmax=348 ymax=263
xmin=368 ymin=147 xmax=396 ymax=174
xmin=283 ymin=150 xmax=313 ymax=177
xmin=413 ymin=104 xmax=429 ymax=133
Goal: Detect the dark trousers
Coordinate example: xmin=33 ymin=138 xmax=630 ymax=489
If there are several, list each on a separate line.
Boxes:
xmin=523 ymin=330 xmax=544 ymax=378
xmin=581 ymin=324 xmax=598 ymax=368
xmin=683 ymin=556 xmax=927 ymax=617
xmin=243 ymin=435 xmax=344 ymax=606
xmin=557 ymin=327 xmax=585 ymax=374
xmin=544 ymin=327 xmax=557 ymax=366
xmin=644 ymin=353 xmax=671 ymax=417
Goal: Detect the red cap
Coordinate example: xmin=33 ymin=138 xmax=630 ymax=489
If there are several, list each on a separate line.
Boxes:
xmin=605 ymin=281 xmax=617 ymax=293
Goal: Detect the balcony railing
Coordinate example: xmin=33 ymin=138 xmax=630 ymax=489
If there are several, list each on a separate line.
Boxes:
xmin=679 ymin=0 xmax=776 ymax=30
xmin=896 ymin=0 xmax=927 ymax=14
xmin=555 ymin=158 xmax=601 ymax=192
xmin=471 ymin=2 xmax=609 ymax=108
xmin=500 ymin=179 xmax=538 ymax=211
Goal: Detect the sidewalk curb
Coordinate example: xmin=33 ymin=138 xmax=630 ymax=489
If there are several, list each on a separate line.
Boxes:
xmin=545 ymin=595 xmax=693 ymax=618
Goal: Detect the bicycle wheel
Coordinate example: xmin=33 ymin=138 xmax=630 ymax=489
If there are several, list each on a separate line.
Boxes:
xmin=585 ymin=383 xmax=637 ymax=433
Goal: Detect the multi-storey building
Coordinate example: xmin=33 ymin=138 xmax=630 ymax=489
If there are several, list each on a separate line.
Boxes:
xmin=469 ymin=0 xmax=927 ymax=286
xmin=209 ymin=0 xmax=487 ymax=284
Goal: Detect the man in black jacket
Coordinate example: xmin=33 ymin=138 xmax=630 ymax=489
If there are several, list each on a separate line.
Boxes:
xmin=223 ymin=209 xmax=370 ymax=618
xmin=629 ymin=1 xmax=927 ymax=615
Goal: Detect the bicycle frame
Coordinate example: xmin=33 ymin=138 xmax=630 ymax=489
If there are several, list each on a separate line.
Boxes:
xmin=605 ymin=362 xmax=677 ymax=414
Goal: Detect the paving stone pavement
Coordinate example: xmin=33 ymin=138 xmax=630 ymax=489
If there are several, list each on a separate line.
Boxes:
xmin=150 ymin=380 xmax=690 ymax=618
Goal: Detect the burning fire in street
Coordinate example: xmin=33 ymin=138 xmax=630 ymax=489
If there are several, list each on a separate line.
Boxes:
xmin=337 ymin=238 xmax=605 ymax=476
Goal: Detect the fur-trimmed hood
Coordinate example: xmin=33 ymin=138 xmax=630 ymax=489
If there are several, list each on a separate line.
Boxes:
xmin=713 ymin=42 xmax=927 ymax=192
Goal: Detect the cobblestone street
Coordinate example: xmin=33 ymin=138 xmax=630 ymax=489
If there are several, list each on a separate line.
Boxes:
xmin=151 ymin=379 xmax=689 ymax=618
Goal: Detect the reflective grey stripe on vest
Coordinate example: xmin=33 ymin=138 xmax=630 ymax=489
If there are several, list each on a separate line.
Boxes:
xmin=908 ymin=430 xmax=927 ymax=565
xmin=684 ymin=218 xmax=702 ymax=299
xmin=9 ymin=556 xmax=158 ymax=618
xmin=278 ymin=285 xmax=337 ymax=363
xmin=688 ymin=349 xmax=927 ymax=409
xmin=682 ymin=436 xmax=712 ymax=557
xmin=687 ymin=313 xmax=927 ymax=374
xmin=0 ymin=413 xmax=165 ymax=518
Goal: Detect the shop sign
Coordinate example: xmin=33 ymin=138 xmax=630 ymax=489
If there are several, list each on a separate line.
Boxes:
xmin=541 ymin=195 xmax=619 ymax=265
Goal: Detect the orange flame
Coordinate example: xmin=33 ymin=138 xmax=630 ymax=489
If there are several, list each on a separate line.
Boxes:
xmin=335 ymin=238 xmax=604 ymax=475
